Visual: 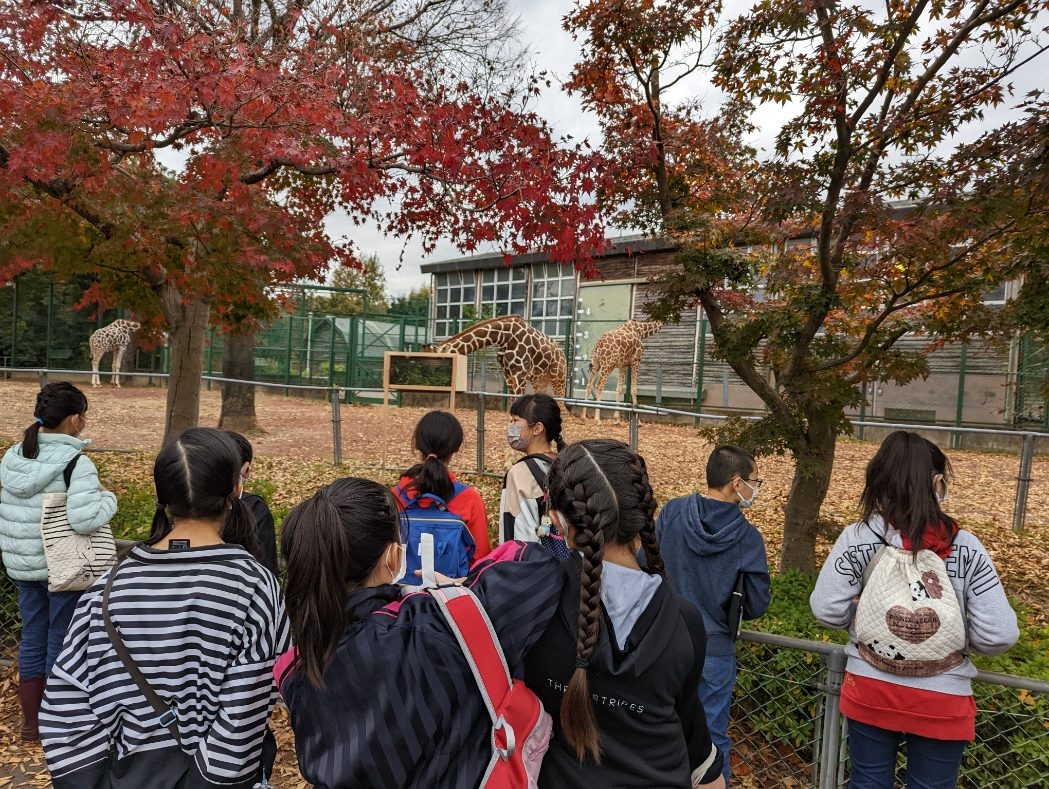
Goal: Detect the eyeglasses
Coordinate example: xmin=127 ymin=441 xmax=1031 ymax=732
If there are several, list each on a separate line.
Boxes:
xmin=741 ymin=478 xmax=764 ymax=488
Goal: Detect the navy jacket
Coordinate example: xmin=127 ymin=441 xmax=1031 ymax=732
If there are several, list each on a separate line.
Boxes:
xmin=277 ymin=542 xmax=562 ymax=789
xmin=656 ymin=494 xmax=771 ymax=656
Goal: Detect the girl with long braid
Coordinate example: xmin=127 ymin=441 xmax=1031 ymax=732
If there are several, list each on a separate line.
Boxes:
xmin=524 ymin=438 xmax=726 ymax=788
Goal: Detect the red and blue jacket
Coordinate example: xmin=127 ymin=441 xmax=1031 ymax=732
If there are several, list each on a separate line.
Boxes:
xmin=275 ymin=541 xmax=561 ymax=789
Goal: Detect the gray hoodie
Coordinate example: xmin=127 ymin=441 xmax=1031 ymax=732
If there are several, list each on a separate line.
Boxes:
xmin=810 ymin=516 xmax=1019 ymax=696
xmin=0 ymin=434 xmax=117 ymax=581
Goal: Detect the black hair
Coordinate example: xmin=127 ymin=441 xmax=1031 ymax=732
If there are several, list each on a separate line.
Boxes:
xmin=546 ymin=438 xmax=661 ymax=764
xmin=706 ymin=445 xmax=756 ymax=489
xmin=22 ymin=382 xmax=88 ymax=459
xmin=510 ymin=394 xmax=566 ymax=452
xmin=402 ymin=410 xmax=464 ymax=502
xmin=280 ymin=477 xmax=402 ymax=687
xmin=860 ymin=431 xmax=958 ymax=553
xmin=149 ymin=427 xmax=259 ymax=558
xmin=225 ymin=430 xmax=253 ymax=466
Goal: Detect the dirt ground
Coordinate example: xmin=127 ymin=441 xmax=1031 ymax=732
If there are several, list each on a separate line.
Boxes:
xmin=1 ymin=380 xmax=1047 ymax=786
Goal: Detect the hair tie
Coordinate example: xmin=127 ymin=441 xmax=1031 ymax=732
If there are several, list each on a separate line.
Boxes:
xmin=575 ymin=657 xmax=589 ymax=670
xmin=426 ymin=453 xmax=438 ymax=461
xmin=35 ymin=417 xmax=44 ymax=426
xmin=155 ymin=502 xmax=166 ymax=512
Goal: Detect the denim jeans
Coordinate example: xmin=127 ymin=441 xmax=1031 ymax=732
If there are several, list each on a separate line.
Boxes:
xmin=847 ymin=718 xmax=967 ymax=789
xmin=700 ymin=653 xmax=737 ymax=786
xmin=16 ymin=580 xmax=82 ymax=679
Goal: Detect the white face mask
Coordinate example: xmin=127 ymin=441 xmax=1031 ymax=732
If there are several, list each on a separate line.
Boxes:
xmin=936 ymin=478 xmax=949 ymax=505
xmin=387 ymin=543 xmax=407 ymax=584
xmin=506 ymin=423 xmax=531 ymax=452
xmin=737 ymin=479 xmax=758 ymax=509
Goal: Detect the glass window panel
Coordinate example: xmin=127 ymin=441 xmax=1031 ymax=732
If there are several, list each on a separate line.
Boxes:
xmin=437 ymin=305 xmax=447 ymax=320
xmin=561 ymin=298 xmax=574 ymax=316
xmin=532 ymin=280 xmax=546 ymax=300
xmin=482 ymin=284 xmax=494 ymax=302
xmin=511 ymin=283 xmax=526 ymax=300
xmin=511 ymin=300 xmax=525 ymax=315
xmin=531 ymin=300 xmax=545 ymax=318
xmin=497 ymin=283 xmax=509 ymax=302
xmin=547 ymin=279 xmax=560 ymax=298
xmin=463 ymin=285 xmax=475 ymax=301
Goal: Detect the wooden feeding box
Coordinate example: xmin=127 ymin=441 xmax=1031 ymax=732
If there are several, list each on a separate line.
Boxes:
xmin=382 ymin=351 xmax=468 ymax=409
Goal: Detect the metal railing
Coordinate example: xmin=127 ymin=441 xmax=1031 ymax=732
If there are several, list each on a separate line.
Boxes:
xmin=733 ymin=631 xmax=1049 ymax=788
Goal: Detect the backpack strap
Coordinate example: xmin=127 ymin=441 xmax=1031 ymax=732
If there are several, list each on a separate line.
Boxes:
xmin=102 ymin=561 xmax=183 ymax=745
xmin=428 ymin=586 xmax=512 ymax=743
xmin=62 ymin=454 xmax=81 ymax=488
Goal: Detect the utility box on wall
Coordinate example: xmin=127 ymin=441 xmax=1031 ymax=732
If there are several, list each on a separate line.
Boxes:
xmin=383 ymin=352 xmax=467 ymax=409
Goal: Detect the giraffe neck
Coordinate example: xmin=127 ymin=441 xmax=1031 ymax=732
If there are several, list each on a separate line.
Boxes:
xmin=444 ymin=322 xmax=513 ymax=353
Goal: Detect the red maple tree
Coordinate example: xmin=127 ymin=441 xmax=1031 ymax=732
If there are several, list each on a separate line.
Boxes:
xmin=0 ymin=0 xmax=608 ymax=442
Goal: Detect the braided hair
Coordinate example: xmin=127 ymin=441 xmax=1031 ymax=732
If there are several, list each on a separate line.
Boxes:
xmin=546 ymin=438 xmax=663 ymax=763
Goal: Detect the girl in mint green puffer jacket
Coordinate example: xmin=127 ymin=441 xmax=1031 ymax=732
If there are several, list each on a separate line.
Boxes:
xmin=0 ymin=382 xmax=117 ymax=740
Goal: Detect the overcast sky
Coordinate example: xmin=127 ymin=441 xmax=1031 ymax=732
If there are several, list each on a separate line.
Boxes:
xmin=334 ymin=0 xmax=602 ymax=296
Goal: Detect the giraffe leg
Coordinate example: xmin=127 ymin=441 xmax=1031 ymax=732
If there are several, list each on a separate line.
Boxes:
xmin=91 ymin=351 xmax=102 ymax=387
xmin=613 ymin=368 xmax=626 ymax=422
xmin=594 ymin=370 xmax=613 ymax=423
xmin=583 ymin=369 xmax=600 ymax=419
xmin=111 ymin=347 xmax=124 ymax=387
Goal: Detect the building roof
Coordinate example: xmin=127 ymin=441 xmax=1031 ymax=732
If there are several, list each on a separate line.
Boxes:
xmin=418 ymin=235 xmax=677 ymax=274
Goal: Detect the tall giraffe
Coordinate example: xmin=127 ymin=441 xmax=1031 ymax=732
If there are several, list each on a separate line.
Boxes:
xmin=584 ymin=320 xmax=663 ymax=421
xmin=434 ymin=315 xmax=568 ymax=398
xmin=89 ymin=319 xmax=141 ymax=387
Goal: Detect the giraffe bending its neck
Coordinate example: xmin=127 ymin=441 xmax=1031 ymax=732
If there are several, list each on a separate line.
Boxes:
xmin=584 ymin=320 xmax=663 ymax=421
xmin=435 ymin=315 xmax=567 ymax=398
xmin=89 ymin=319 xmax=141 ymax=388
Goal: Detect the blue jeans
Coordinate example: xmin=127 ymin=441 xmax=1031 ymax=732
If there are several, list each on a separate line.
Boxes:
xmin=847 ymin=718 xmax=967 ymax=789
xmin=16 ymin=580 xmax=82 ymax=679
xmin=700 ymin=653 xmax=737 ymax=786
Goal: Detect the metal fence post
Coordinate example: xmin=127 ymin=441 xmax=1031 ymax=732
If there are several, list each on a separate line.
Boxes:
xmin=818 ymin=647 xmax=847 ymax=789
xmin=1013 ymin=432 xmax=1036 ymax=533
xmin=629 ymin=408 xmax=639 ymax=451
xmin=656 ymin=367 xmax=663 ymax=408
xmin=331 ymin=387 xmax=343 ymax=465
xmin=37 ymin=369 xmax=47 ymax=387
xmin=953 ymin=344 xmax=968 ymax=450
xmin=476 ymin=392 xmax=486 ymax=473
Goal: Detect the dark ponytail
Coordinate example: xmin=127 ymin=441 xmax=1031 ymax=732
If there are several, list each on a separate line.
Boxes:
xmin=148 ymin=428 xmax=258 ymax=557
xmin=546 ymin=439 xmax=661 ymax=763
xmin=510 ymin=393 xmax=565 ymax=452
xmin=22 ymin=382 xmax=88 ymax=459
xmin=281 ymin=478 xmax=401 ymax=688
xmin=402 ymin=410 xmax=464 ymax=502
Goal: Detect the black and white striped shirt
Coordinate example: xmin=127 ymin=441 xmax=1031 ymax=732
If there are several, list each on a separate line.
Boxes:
xmin=40 ymin=544 xmax=290 ymax=785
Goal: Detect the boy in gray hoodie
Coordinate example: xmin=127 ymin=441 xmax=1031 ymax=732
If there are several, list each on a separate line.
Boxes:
xmin=656 ymin=445 xmax=771 ymax=788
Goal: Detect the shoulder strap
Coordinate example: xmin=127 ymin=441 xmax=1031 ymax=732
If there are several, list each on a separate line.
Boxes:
xmin=102 ymin=562 xmax=183 ymax=745
xmin=62 ymin=454 xmax=81 ymax=488
xmin=449 ymin=480 xmax=468 ymax=502
xmin=519 ymin=456 xmax=550 ymax=490
xmin=428 ymin=585 xmax=511 ymax=724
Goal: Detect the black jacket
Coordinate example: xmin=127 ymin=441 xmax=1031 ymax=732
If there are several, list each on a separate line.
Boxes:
xmin=524 ymin=556 xmax=723 ymax=787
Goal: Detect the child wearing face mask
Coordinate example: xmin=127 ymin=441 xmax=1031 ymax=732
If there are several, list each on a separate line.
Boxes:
xmin=0 ymin=382 xmax=117 ymax=742
xmin=499 ymin=394 xmax=566 ymax=545
xmin=652 ymin=445 xmax=771 ymax=788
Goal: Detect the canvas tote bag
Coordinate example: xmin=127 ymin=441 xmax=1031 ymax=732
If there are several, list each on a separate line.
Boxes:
xmin=39 ymin=454 xmax=116 ymax=592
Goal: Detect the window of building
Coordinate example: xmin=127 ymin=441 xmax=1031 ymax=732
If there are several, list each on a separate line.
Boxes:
xmin=481 ymin=267 xmax=527 ymax=318
xmin=530 ymin=263 xmax=576 ymax=337
xmin=433 ymin=271 xmax=477 ymax=339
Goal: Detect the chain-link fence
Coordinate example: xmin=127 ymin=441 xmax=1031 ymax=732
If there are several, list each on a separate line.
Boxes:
xmin=733 ymin=632 xmax=1049 ymax=788
xmin=0 ymin=568 xmax=17 ymax=660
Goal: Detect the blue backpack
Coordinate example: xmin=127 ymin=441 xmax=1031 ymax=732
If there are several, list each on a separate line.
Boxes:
xmin=394 ymin=481 xmax=475 ymax=585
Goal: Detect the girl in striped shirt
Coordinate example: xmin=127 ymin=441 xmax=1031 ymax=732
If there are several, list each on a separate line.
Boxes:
xmin=40 ymin=427 xmax=290 ymax=789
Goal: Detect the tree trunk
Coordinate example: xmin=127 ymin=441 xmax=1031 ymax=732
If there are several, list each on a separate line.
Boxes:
xmin=219 ymin=329 xmax=258 ymax=431
xmin=779 ymin=418 xmax=838 ymax=573
xmin=159 ymin=293 xmax=210 ymax=446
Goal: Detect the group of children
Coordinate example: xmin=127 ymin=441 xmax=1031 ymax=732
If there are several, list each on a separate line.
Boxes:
xmin=0 ymin=382 xmax=1019 ymax=789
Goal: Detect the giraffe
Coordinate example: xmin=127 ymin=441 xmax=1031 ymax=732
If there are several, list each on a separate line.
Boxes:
xmin=434 ymin=315 xmax=568 ymax=399
xmin=89 ymin=319 xmax=141 ymax=387
xmin=584 ymin=320 xmax=663 ymax=421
